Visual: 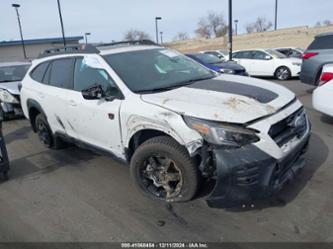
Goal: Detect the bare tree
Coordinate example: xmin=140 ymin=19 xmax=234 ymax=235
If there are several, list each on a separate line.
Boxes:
xmin=315 ymin=21 xmax=322 ymax=27
xmin=207 ymin=12 xmax=227 ymax=37
xmin=195 ymin=11 xmax=228 ymax=38
xmin=195 ymin=18 xmax=212 ymax=38
xmin=124 ymin=29 xmax=151 ymax=41
xmin=245 ymin=17 xmax=273 ymax=33
xmin=173 ymin=32 xmax=189 ymax=41
xmin=323 ymin=20 xmax=332 ymax=26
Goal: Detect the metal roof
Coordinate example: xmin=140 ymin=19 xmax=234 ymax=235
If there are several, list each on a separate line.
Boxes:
xmin=0 ymin=36 xmax=83 ymax=47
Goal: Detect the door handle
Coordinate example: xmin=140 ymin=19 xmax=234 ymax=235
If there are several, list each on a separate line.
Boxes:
xmin=69 ymin=100 xmax=77 ymax=106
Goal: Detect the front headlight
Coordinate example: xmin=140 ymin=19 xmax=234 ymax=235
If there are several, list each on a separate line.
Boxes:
xmin=292 ymin=62 xmax=301 ymax=66
xmin=184 ymin=116 xmax=260 ymax=147
xmin=220 ymin=68 xmax=235 ymax=74
xmin=0 ymin=89 xmax=19 ymax=104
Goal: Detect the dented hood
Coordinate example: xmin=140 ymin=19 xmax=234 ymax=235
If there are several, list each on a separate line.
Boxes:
xmin=141 ymin=75 xmax=295 ymax=124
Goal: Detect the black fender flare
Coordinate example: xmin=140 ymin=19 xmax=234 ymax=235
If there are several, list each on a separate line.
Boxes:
xmin=26 ymin=99 xmax=47 ymax=132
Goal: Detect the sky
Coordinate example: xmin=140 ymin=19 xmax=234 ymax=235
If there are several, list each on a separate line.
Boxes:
xmin=1 ymin=0 xmax=332 ymax=43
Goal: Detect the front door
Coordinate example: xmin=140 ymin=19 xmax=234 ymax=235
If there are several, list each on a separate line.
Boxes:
xmin=68 ymin=56 xmax=124 ymax=158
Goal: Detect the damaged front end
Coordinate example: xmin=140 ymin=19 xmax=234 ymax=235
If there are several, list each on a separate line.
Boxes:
xmin=205 ymin=136 xmax=309 ymax=208
xmin=184 ymin=109 xmax=311 ymax=208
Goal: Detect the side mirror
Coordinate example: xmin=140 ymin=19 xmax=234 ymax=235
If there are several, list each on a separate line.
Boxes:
xmin=81 ymin=84 xmax=104 ymax=100
xmin=265 ymin=55 xmax=272 ymax=60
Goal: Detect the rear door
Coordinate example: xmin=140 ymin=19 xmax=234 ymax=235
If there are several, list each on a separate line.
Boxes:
xmin=41 ymin=57 xmax=78 ymax=137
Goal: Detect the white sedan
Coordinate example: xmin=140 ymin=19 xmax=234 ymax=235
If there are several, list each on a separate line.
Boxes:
xmin=313 ymin=64 xmax=333 ymax=117
xmin=232 ymin=49 xmax=302 ymax=80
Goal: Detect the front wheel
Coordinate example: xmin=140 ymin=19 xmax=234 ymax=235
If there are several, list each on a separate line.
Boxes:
xmin=130 ymin=136 xmax=200 ymax=202
xmin=275 ymin=66 xmax=291 ymax=80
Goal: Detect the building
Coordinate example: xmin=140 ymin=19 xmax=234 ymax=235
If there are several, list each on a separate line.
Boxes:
xmin=0 ymin=36 xmax=83 ymax=62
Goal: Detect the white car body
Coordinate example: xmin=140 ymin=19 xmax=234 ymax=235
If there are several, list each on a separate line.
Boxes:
xmin=20 ymin=44 xmax=310 ymax=207
xmin=313 ymin=64 xmax=333 ymax=117
xmin=232 ymin=49 xmax=302 ymax=79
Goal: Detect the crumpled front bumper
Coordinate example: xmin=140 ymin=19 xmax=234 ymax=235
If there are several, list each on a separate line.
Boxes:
xmin=206 ymin=133 xmax=310 ymax=208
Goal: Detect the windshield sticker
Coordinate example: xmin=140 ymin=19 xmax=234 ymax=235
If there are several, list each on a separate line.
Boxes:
xmin=82 ymin=56 xmax=103 ymax=69
xmin=160 ymin=50 xmax=179 ymax=58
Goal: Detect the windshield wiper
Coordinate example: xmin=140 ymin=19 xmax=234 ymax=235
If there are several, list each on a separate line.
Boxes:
xmin=136 ymin=75 xmax=216 ymax=94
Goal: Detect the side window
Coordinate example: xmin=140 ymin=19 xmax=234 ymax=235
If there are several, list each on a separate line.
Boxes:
xmin=74 ymin=58 xmax=121 ymax=98
xmin=48 ymin=58 xmax=74 ymax=89
xmin=234 ymin=51 xmax=252 ymax=59
xmin=233 ymin=52 xmax=241 ymax=58
xmin=252 ymin=51 xmax=268 ymax=60
xmin=206 ymin=52 xmax=220 ymax=58
xmin=30 ymin=62 xmax=49 ymax=82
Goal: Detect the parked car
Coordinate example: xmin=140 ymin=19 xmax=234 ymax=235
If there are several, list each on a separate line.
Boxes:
xmin=201 ymin=50 xmax=229 ymax=60
xmin=232 ymin=49 xmax=302 ymax=80
xmin=313 ymin=63 xmax=333 ymax=117
xmin=20 ymin=41 xmax=310 ymax=208
xmin=0 ymin=62 xmax=31 ymax=120
xmin=275 ymin=47 xmax=304 ymax=59
xmin=186 ymin=53 xmax=248 ymax=76
xmin=300 ymin=32 xmax=333 ymax=86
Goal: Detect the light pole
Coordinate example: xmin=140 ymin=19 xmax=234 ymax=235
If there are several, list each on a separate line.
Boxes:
xmin=57 ymin=0 xmax=66 ymax=46
xmin=234 ymin=19 xmax=238 ymax=35
xmin=160 ymin=32 xmax=163 ymax=44
xmin=155 ymin=17 xmax=162 ymax=44
xmin=228 ymin=0 xmax=233 ymax=61
xmin=12 ymin=4 xmax=27 ymax=59
xmin=85 ymin=32 xmax=91 ymax=45
xmin=274 ymin=0 xmax=278 ymax=30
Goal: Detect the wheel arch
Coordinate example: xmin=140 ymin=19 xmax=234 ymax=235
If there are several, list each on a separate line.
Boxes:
xmin=125 ymin=128 xmax=181 ymax=160
xmin=26 ymin=99 xmax=47 ymax=132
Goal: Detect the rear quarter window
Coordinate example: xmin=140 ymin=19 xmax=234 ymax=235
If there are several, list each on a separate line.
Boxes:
xmin=308 ymin=35 xmax=333 ymax=50
xmin=30 ymin=62 xmax=49 ymax=82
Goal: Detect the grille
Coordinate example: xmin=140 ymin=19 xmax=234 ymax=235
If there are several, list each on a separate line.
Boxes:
xmin=268 ymin=108 xmax=307 ymax=147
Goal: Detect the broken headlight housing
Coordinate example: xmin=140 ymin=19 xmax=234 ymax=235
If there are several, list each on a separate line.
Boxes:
xmin=184 ymin=116 xmax=260 ymax=147
xmin=0 ymin=89 xmax=19 ymax=104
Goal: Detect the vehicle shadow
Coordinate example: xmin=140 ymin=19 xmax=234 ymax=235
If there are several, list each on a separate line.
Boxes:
xmin=218 ymin=133 xmax=329 ymax=211
xmin=3 ymin=125 xmax=31 ymax=144
xmin=1 ymin=146 xmax=99 ymax=182
xmin=320 ymin=114 xmax=333 ymax=125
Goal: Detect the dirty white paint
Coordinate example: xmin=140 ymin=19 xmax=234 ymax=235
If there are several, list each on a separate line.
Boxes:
xmin=21 ymin=46 xmax=307 ymax=163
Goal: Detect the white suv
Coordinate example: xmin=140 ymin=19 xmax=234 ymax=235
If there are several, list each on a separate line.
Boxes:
xmin=20 ymin=41 xmax=311 ymax=208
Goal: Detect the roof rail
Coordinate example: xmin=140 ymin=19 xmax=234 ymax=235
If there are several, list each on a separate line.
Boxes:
xmin=97 ymin=39 xmax=158 ymax=49
xmin=38 ymin=44 xmax=99 ymax=58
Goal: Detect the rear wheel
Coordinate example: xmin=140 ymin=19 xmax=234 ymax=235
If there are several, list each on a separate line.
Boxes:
xmin=275 ymin=66 xmax=291 ymax=80
xmin=130 ymin=136 xmax=200 ymax=202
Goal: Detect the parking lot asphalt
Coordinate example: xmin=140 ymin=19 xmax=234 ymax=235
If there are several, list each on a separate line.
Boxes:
xmin=0 ymin=79 xmax=332 ymax=242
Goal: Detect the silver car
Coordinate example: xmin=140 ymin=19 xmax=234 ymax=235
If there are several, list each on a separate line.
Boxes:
xmin=0 ymin=62 xmax=31 ymax=120
xmin=300 ymin=32 xmax=333 ymax=85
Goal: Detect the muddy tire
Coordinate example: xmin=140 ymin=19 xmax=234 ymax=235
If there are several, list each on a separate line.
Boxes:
xmin=275 ymin=66 xmax=291 ymax=80
xmin=130 ymin=136 xmax=199 ymax=202
xmin=35 ymin=113 xmax=54 ymax=148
